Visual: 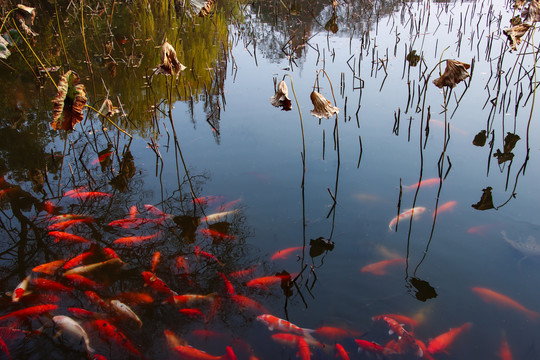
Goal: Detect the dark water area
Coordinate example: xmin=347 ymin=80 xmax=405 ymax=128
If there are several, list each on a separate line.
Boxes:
xmin=0 ymin=0 xmax=539 ymax=358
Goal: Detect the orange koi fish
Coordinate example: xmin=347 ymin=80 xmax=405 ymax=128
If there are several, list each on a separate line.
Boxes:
xmin=32 ymin=260 xmax=66 ymax=275
xmin=430 ymin=119 xmax=468 ymax=136
xmin=48 ymin=231 xmax=91 ymax=244
xmin=229 ymin=265 xmax=258 ymax=278
xmin=50 ymin=214 xmax=92 ymax=222
xmin=47 ymin=218 xmax=94 ymax=231
xmin=202 ymin=210 xmax=238 ymax=223
xmin=108 ymin=217 xmax=165 ymax=228
xmin=103 ymin=247 xmax=120 ymax=259
xmin=12 ymin=276 xmax=31 ymax=302
xmin=388 ymin=207 xmax=426 ymax=230
xmin=427 ymin=322 xmax=472 ymax=354
xmin=31 ymin=278 xmax=74 ymax=292
xmin=314 ymin=326 xmax=362 ymax=340
xmin=84 ymin=291 xmax=109 ymax=310
xmin=0 ymin=304 xmax=58 ymax=322
xmin=377 ymin=316 xmax=422 ymax=357
xmin=372 ymin=314 xmax=418 ymax=329
xmin=230 ymin=294 xmax=269 ymax=314
xmin=361 ymin=258 xmax=405 ymax=276
xmin=114 ymin=292 xmax=154 ymax=305
xmin=192 ymin=195 xmax=224 ymax=206
xmin=246 ymin=274 xmax=291 ymax=290
xmin=164 ymin=329 xmax=187 ymax=349
xmin=218 ymin=272 xmax=235 ymax=296
xmin=64 ymin=274 xmax=102 ymax=290
xmin=467 ymin=224 xmax=497 ymax=235
xmin=175 ymin=256 xmax=190 ymax=274
xmin=141 ymin=271 xmax=176 ymax=296
xmin=150 ymin=251 xmax=161 ymax=272
xmin=198 ymin=228 xmax=236 ymax=241
xmin=355 ymin=339 xmax=384 ymax=353
xmin=335 ymin=343 xmax=350 ymax=360
xmin=173 ymin=344 xmax=227 ymax=360
xmin=63 ymin=251 xmax=93 ymax=270
xmin=91 ymin=151 xmax=113 ymax=165
xmin=92 ymin=320 xmax=140 ymax=357
xmin=179 ymin=308 xmax=206 ymax=321
xmin=144 ymin=204 xmax=169 ymax=217
xmin=194 ymin=246 xmax=224 ymax=266
xmin=270 ymin=246 xmax=304 ymax=261
xmin=63 ymin=186 xmax=88 ymax=197
xmin=129 ymin=205 xmax=138 ymax=219
xmin=256 ymin=314 xmax=308 ymax=335
xmin=405 ymin=178 xmax=441 ymax=191
xmin=164 ymin=293 xmax=215 ymax=306
xmin=219 ymin=198 xmax=242 ymax=211
xmin=114 ymin=231 xmax=162 ymax=246
xmin=472 ymin=287 xmax=540 ymax=319
xmin=500 ymin=334 xmax=513 ymax=360
xmin=63 ymin=258 xmax=124 ymax=276
xmin=416 ymin=340 xmax=435 ymax=360
xmin=68 ymin=191 xmax=113 ymax=200
xmin=433 ymin=200 xmax=457 ymax=218
xmin=67 ymin=307 xmax=101 ymax=319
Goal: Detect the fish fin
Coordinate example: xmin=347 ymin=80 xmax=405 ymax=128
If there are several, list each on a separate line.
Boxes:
xmin=301 ymin=328 xmax=315 ymax=334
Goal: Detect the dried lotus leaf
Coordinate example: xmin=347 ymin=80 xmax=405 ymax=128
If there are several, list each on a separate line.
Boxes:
xmin=433 ymin=60 xmax=470 ymax=88
xmin=50 ymin=71 xmax=87 ymax=131
xmin=310 ymin=91 xmax=339 ymax=119
xmin=156 ymin=41 xmax=186 ymax=76
xmin=522 ymin=0 xmax=540 ymax=22
xmin=270 ymin=80 xmax=292 ymax=111
xmin=503 ymin=23 xmax=532 ymax=51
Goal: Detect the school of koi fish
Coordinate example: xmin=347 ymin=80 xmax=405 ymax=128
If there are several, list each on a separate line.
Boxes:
xmin=0 ymin=183 xmax=529 ymax=359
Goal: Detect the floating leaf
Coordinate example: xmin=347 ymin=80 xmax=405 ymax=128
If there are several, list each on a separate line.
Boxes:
xmin=310 ymin=91 xmax=339 ymax=119
xmin=472 ymin=130 xmax=487 ymax=147
xmin=99 ymin=99 xmax=119 ymax=118
xmin=406 ymin=50 xmax=421 ymax=67
xmin=156 ymin=41 xmax=186 ymax=77
xmin=270 ymin=80 xmax=292 ymax=111
xmin=433 ymin=60 xmax=470 ymax=88
xmin=0 ymin=41 xmax=10 ymax=60
xmin=50 ymin=71 xmax=87 ymax=131
xmin=324 ymin=12 xmax=339 ymax=34
xmin=493 ymin=132 xmax=520 ymax=164
xmin=472 ymin=187 xmax=494 ymax=210
xmin=503 ymin=24 xmax=532 ymax=51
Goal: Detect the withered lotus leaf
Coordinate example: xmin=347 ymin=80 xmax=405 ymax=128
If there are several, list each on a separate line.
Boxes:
xmin=522 ymin=0 xmax=540 ymax=22
xmin=270 ymin=80 xmax=292 ymax=111
xmin=310 ymin=91 xmax=339 ymax=119
xmin=50 ymin=71 xmax=87 ymax=131
xmin=16 ymin=4 xmax=37 ymax=37
xmin=433 ymin=60 xmax=470 ymax=88
xmin=503 ymin=24 xmax=532 ymax=51
xmin=156 ymin=41 xmax=186 ymax=76
xmin=99 ymin=99 xmax=119 ymax=118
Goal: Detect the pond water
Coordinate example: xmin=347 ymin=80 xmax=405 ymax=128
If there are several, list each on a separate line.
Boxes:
xmin=0 ymin=0 xmax=539 ymax=358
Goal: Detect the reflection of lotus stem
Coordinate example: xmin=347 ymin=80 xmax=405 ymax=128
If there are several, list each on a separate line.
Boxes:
xmin=283 ymin=74 xmax=305 ymax=185
xmin=85 ymin=104 xmax=132 ymax=138
xmin=313 ymin=69 xmax=338 ymax=106
xmin=55 ymin=0 xmax=69 ymax=65
xmin=80 ymin=0 xmax=93 ymax=75
xmin=12 ymin=19 xmax=56 ymax=88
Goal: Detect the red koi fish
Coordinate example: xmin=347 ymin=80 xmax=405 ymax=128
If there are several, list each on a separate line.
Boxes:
xmin=67 ymin=307 xmax=101 ymax=319
xmin=472 ymin=287 xmax=540 ymax=319
xmin=47 ymin=218 xmax=94 ymax=231
xmin=141 ymin=271 xmax=176 ymax=296
xmin=219 ymin=198 xmax=242 ymax=211
xmin=192 ymin=195 xmax=224 ymax=206
xmin=433 ymin=200 xmax=457 ymax=218
xmin=372 ymin=314 xmax=418 ymax=329
xmin=270 ymin=246 xmax=304 ymax=261
xmin=164 ymin=293 xmax=215 ymax=306
xmin=48 ymin=231 xmax=91 ymax=244
xmin=335 ymin=344 xmax=350 ymax=360
xmin=114 ymin=231 xmax=162 ymax=246
xmin=84 ymin=291 xmax=109 ymax=310
xmin=405 ymin=178 xmax=441 ymax=191
xmin=427 ymin=322 xmax=472 ymax=354
xmin=12 ymin=276 xmax=31 ymax=302
xmin=50 ymin=214 xmax=92 ymax=222
xmin=229 ymin=265 xmax=258 ymax=278
xmin=355 ymin=339 xmax=384 ymax=353
xmin=151 ymin=251 xmax=161 ymax=272
xmin=92 ymin=320 xmax=140 ymax=357
xmin=199 ymin=228 xmax=236 ymax=241
xmin=108 ymin=217 xmax=165 ymax=228
xmin=129 ymin=205 xmax=138 ymax=219
xmin=144 ymin=204 xmax=169 ymax=217
xmin=194 ymin=246 xmax=224 ymax=266
xmin=68 ymin=191 xmax=112 ymax=200
xmin=173 ymin=344 xmax=227 ymax=360
xmin=500 ymin=334 xmax=513 ymax=360
xmin=246 ymin=275 xmax=291 ymax=290
xmin=361 ymin=258 xmax=405 ymax=276
xmin=91 ymin=151 xmax=113 ymax=165
xmin=63 ymin=186 xmax=88 ymax=197
xmin=31 ymin=278 xmax=74 ymax=292
xmin=378 ymin=316 xmax=422 ymax=357
xmin=256 ymin=314 xmax=308 ymax=335
xmin=32 ymin=260 xmax=66 ymax=275
xmin=64 ymin=251 xmax=93 ymax=270
xmin=103 ymin=247 xmax=120 ymax=259
xmin=230 ymin=294 xmax=269 ymax=314
xmin=0 ymin=304 xmax=58 ymax=322
xmin=175 ymin=256 xmax=190 ymax=274
xmin=218 ymin=272 xmax=235 ymax=296
xmin=64 ymin=274 xmax=102 ymax=290
xmin=314 ymin=326 xmax=362 ymax=340
xmin=179 ymin=308 xmax=206 ymax=321
xmin=114 ymin=292 xmax=154 ymax=305
xmin=388 ymin=207 xmax=426 ymax=230
xmin=20 ymin=293 xmax=60 ymax=305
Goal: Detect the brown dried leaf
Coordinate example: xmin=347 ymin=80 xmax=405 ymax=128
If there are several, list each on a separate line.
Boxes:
xmin=433 ymin=60 xmax=470 ymax=88
xmin=198 ymin=0 xmax=214 ymax=17
xmin=522 ymin=0 xmax=540 ymax=22
xmin=503 ymin=23 xmax=532 ymax=51
xmin=99 ymin=99 xmax=119 ymax=118
xmin=16 ymin=4 xmax=37 ymax=37
xmin=50 ymin=71 xmax=87 ymax=131
xmin=515 ymin=0 xmax=526 ymax=9
xmin=310 ymin=91 xmax=339 ymax=119
xmin=156 ymin=41 xmax=186 ymax=76
xmin=270 ymin=80 xmax=292 ymax=111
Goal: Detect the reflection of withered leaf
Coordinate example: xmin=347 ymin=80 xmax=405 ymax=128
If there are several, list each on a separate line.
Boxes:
xmin=28 ymin=168 xmax=44 ymax=193
xmin=270 ymin=80 xmax=292 ymax=111
xmin=50 ymin=71 xmax=87 ymax=131
xmin=99 ymin=99 xmax=119 ymax=118
xmin=494 ymin=150 xmax=514 ymax=164
xmin=503 ymin=132 xmax=520 ymax=153
xmin=310 ymin=91 xmax=339 ymax=119
xmin=110 ymin=150 xmax=134 ymax=192
xmin=173 ymin=215 xmax=201 ymax=244
xmin=16 ymin=4 xmax=37 ymax=36
xmin=406 ymin=50 xmax=421 ymax=67
xmin=472 ymin=130 xmax=487 ymax=147
xmin=409 ymin=277 xmax=437 ymax=302
xmin=198 ymin=0 xmax=214 ymax=17
xmin=309 ymin=237 xmax=334 ymax=258
xmin=503 ymin=24 xmax=532 ymax=51
xmin=510 ymin=16 xmax=522 ymax=26
xmin=522 ymin=0 xmax=540 ymax=22
xmin=156 ymin=42 xmax=186 ymax=76
xmin=433 ymin=60 xmax=471 ymax=88
xmin=324 ymin=13 xmax=338 ymax=34
xmin=472 ymin=187 xmax=494 ymax=210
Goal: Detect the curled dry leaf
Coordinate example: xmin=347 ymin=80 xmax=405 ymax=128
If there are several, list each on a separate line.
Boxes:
xmin=522 ymin=0 xmax=540 ymax=22
xmin=433 ymin=60 xmax=470 ymax=88
xmin=156 ymin=41 xmax=186 ymax=76
xmin=270 ymin=80 xmax=292 ymax=111
xmin=503 ymin=24 xmax=532 ymax=51
xmin=310 ymin=91 xmax=339 ymax=119
xmin=16 ymin=4 xmax=37 ymax=37
xmin=99 ymin=99 xmax=119 ymax=118
xmin=50 ymin=71 xmax=87 ymax=131
xmin=198 ymin=0 xmax=214 ymax=17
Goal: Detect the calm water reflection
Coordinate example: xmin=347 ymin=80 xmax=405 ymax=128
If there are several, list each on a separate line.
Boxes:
xmin=0 ymin=0 xmax=539 ymax=358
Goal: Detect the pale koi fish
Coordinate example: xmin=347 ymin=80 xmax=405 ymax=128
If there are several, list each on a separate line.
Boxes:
xmin=433 ymin=200 xmax=457 ymax=218
xmin=388 ymin=207 xmax=426 ymax=230
xmin=361 ymin=258 xmax=405 ymax=276
xmin=202 ymin=210 xmax=238 ymax=223
xmin=405 ymin=178 xmax=440 ymax=191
